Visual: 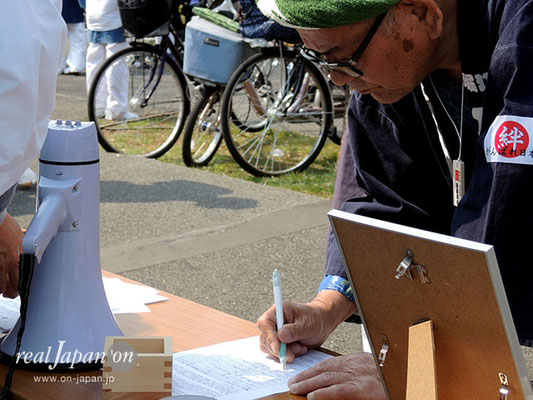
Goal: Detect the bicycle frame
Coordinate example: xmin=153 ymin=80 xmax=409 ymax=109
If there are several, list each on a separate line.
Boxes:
xmin=128 ymin=16 xmax=191 ymax=108
xmin=238 ymin=44 xmax=341 ymax=127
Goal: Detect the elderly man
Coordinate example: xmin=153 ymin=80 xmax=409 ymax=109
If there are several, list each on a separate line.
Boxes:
xmin=255 ymin=0 xmax=533 ymax=398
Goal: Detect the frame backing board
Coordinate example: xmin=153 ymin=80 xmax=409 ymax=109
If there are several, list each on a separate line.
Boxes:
xmin=329 ymin=210 xmax=533 ymax=400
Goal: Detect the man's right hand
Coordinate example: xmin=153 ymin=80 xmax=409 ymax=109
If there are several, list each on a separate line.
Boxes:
xmin=257 ymin=290 xmax=357 ymax=363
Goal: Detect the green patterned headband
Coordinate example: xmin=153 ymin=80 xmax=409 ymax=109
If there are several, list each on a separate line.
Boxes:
xmin=257 ymin=0 xmax=398 ymax=29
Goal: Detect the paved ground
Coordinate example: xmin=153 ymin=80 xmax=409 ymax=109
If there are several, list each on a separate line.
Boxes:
xmin=11 ymin=73 xmax=364 ymax=357
xmin=8 ymin=73 xmax=533 ymax=382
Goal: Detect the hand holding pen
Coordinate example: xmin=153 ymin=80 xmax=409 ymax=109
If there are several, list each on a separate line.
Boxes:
xmin=257 ymin=289 xmax=357 ymax=364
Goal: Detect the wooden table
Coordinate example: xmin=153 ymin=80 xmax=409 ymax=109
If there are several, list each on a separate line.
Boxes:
xmin=0 ymin=272 xmax=305 ymax=400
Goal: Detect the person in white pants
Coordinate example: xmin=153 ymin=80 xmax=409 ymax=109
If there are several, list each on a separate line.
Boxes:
xmin=85 ymin=0 xmax=137 ymax=121
xmin=60 ymin=0 xmax=86 ymax=75
xmin=63 ymin=22 xmax=87 ymax=74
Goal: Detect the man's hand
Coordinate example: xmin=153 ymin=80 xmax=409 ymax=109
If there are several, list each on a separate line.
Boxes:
xmin=257 ymin=290 xmax=356 ymax=363
xmin=288 ymin=352 xmax=387 ymax=400
xmin=0 ymin=213 xmax=23 ymax=298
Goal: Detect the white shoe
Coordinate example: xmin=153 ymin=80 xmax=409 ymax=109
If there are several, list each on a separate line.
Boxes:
xmin=62 ymin=66 xmax=85 ymax=75
xmin=18 ymin=167 xmax=38 ymax=187
xmin=105 ymin=111 xmax=139 ymax=121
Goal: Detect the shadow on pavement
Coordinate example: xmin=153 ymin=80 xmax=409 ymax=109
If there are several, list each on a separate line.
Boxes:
xmin=8 ymin=179 xmax=257 ymax=218
xmin=101 ymin=180 xmax=258 ymax=210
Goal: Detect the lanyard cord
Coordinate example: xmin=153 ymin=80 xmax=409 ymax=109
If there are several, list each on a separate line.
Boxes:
xmin=426 ymin=74 xmax=467 ymax=206
xmin=418 ymin=83 xmax=454 ymax=187
xmin=427 ymin=74 xmax=465 ymax=161
xmin=421 ymin=75 xmax=468 ymax=206
xmin=458 ymin=83 xmax=465 ymax=160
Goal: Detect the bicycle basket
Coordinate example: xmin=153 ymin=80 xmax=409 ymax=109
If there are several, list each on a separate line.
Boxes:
xmin=183 ymin=16 xmax=256 ymax=84
xmin=118 ymin=0 xmax=172 ymax=38
xmin=240 ymin=0 xmax=300 ymax=43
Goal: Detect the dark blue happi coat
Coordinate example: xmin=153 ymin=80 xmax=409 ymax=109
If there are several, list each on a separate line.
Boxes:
xmin=326 ymin=0 xmax=533 ymax=346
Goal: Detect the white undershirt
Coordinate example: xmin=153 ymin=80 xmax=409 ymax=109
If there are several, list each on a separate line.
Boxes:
xmin=0 ymin=0 xmax=67 ymax=196
xmin=86 ymin=0 xmax=123 ymax=32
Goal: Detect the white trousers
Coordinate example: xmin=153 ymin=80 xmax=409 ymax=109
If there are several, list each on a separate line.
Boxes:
xmin=86 ymin=41 xmax=130 ymax=117
xmin=64 ymin=22 xmax=86 ymax=72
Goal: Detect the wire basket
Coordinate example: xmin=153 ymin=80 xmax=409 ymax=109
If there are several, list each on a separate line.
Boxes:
xmin=118 ymin=0 xmax=172 ymax=38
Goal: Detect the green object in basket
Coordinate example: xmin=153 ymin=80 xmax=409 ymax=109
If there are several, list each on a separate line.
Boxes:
xmin=192 ymin=7 xmax=241 ymax=33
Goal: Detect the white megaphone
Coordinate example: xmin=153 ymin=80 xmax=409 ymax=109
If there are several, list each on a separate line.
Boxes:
xmin=0 ymin=120 xmax=123 ymax=372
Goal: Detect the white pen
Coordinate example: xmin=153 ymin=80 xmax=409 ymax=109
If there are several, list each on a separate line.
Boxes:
xmin=273 ymin=269 xmax=287 ymax=369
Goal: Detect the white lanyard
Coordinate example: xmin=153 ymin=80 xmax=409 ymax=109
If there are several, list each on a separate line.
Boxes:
xmin=422 ymin=76 xmax=466 ymax=206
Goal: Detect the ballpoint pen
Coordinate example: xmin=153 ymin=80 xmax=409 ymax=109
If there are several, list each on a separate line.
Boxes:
xmin=273 ymin=269 xmax=286 ymax=369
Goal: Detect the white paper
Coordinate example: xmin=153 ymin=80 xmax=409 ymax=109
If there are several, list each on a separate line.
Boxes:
xmin=0 ymin=277 xmax=169 ymax=331
xmin=0 ymin=296 xmax=21 ymax=332
xmin=103 ymin=277 xmax=153 ymax=314
xmin=103 ymin=277 xmax=169 ymax=305
xmin=172 ymin=336 xmax=333 ymax=400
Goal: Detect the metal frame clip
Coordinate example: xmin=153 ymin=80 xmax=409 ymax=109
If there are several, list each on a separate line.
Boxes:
xmin=395 ymin=250 xmax=414 ymax=280
xmin=378 ymin=335 xmax=389 ymax=367
xmin=395 ymin=250 xmax=431 ymax=284
xmin=499 ymin=373 xmax=510 ymax=400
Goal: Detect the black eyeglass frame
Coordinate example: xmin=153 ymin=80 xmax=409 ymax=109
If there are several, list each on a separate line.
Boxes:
xmin=300 ymin=12 xmax=387 ymax=78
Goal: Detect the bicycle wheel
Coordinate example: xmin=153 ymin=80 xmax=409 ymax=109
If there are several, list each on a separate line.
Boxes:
xmin=182 ymin=86 xmax=224 ymax=167
xmin=221 ymin=48 xmax=332 ymax=177
xmin=87 ymin=43 xmax=190 ymax=158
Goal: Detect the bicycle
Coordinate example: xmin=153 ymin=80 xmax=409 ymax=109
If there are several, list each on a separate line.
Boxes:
xmin=180 ymin=5 xmax=252 ymax=168
xmin=219 ymin=43 xmax=336 ymax=177
xmin=180 ymin=0 xmax=302 ymax=170
xmin=181 ymin=1 xmax=350 ymax=174
xmin=182 ymin=41 xmax=350 ymax=173
xmin=86 ymin=0 xmax=199 ymax=158
xmin=182 ymin=78 xmax=273 ymax=167
xmin=181 ymin=84 xmax=225 ymax=167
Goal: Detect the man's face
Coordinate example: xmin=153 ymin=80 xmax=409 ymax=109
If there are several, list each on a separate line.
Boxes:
xmin=298 ymin=12 xmax=438 ymax=104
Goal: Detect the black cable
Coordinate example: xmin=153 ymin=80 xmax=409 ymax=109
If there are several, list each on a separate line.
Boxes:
xmin=0 ymin=254 xmax=35 ymax=400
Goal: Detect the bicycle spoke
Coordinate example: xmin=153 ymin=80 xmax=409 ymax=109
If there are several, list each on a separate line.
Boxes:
xmin=222 ymin=48 xmax=332 ymax=176
xmin=182 ymin=88 xmax=223 ymax=167
xmin=262 ymin=130 xmax=280 ymax=172
xmin=90 ymin=46 xmax=188 ymax=158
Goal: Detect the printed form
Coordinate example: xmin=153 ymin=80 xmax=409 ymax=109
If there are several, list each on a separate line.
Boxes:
xmin=172 ymin=336 xmax=333 ymax=399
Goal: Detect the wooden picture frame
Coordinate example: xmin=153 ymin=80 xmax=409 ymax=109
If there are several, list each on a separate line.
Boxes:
xmin=329 ymin=210 xmax=533 ymax=400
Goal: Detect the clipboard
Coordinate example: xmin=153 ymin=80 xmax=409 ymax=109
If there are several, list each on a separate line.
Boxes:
xmin=328 ymin=209 xmax=533 ymax=400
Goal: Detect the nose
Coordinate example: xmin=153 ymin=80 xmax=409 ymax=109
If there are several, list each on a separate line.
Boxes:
xmin=329 ymin=70 xmax=357 ymax=87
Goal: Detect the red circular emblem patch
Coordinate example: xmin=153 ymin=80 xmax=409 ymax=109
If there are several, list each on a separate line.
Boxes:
xmin=495 ymin=121 xmax=529 ymax=158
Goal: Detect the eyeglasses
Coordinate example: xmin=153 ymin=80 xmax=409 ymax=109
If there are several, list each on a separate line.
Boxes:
xmin=300 ymin=12 xmax=387 ymax=78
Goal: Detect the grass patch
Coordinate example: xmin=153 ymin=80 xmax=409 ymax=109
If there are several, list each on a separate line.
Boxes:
xmin=97 ymin=114 xmax=181 ymax=156
xmin=160 ymin=136 xmax=339 ymax=199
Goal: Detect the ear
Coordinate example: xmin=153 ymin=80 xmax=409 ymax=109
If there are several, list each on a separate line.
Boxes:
xmin=396 ymin=0 xmax=444 ymax=40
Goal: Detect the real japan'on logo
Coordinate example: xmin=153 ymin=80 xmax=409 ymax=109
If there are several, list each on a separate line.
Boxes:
xmin=495 ymin=121 xmax=529 ymax=158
